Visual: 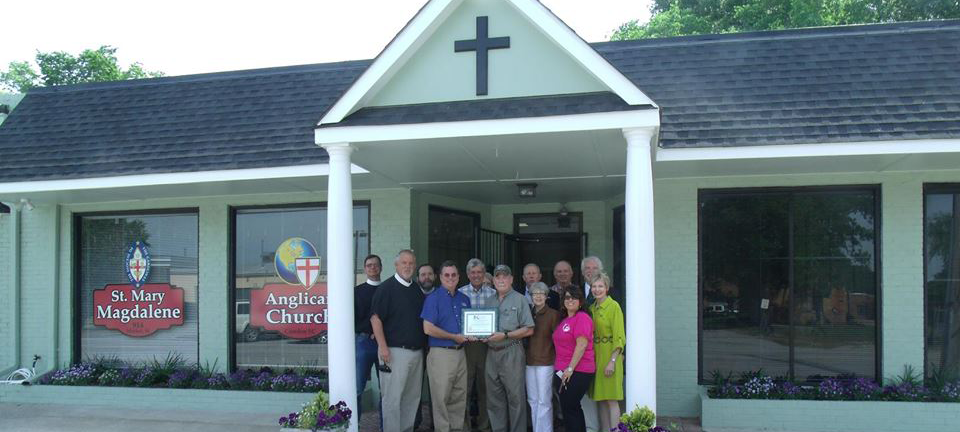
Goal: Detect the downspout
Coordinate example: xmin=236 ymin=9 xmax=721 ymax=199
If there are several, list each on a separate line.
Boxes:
xmin=0 ymin=202 xmax=22 ymax=377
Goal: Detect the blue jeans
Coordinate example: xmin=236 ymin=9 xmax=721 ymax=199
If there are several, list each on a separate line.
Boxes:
xmin=356 ymin=334 xmax=380 ymax=422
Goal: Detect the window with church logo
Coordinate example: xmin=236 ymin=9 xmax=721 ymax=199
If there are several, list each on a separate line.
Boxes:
xmin=698 ymin=187 xmax=879 ymax=383
xmin=77 ymin=211 xmax=199 ymax=363
xmin=232 ymin=203 xmax=369 ymax=370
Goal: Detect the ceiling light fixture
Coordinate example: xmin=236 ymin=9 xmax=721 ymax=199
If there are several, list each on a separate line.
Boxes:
xmin=517 ymin=183 xmax=537 ymax=198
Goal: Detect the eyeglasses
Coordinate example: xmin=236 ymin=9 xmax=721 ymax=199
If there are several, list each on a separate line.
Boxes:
xmin=564 ymin=297 xmax=578 ymax=301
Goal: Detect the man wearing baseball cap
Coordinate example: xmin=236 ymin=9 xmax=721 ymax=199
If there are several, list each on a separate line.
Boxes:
xmin=484 ymin=264 xmax=535 ymax=432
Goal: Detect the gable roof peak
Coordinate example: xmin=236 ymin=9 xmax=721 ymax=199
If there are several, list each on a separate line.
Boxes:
xmin=317 ymin=0 xmax=656 ymax=126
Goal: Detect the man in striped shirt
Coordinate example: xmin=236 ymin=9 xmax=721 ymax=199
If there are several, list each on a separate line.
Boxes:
xmin=458 ymin=258 xmax=497 ymax=432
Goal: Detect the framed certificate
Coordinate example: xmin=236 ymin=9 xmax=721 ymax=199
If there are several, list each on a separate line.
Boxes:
xmin=462 ymin=308 xmax=498 ymax=337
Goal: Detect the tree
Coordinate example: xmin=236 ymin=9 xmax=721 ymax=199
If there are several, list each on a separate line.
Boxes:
xmin=0 ymin=46 xmax=163 ymax=92
xmin=611 ymin=0 xmax=960 ymax=40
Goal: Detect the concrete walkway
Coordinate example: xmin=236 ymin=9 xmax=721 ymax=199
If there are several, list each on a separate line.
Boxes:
xmin=0 ymin=402 xmax=281 ymax=432
xmin=1 ymin=401 xmax=705 ymax=432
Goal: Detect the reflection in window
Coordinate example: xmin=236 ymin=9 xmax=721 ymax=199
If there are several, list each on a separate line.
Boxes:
xmin=924 ymin=187 xmax=960 ymax=379
xmin=233 ymin=204 xmax=369 ymax=370
xmin=699 ymin=188 xmax=878 ymax=383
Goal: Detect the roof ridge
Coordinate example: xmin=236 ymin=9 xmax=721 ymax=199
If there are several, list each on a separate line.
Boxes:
xmin=26 ymin=59 xmax=372 ymax=95
xmin=591 ymin=19 xmax=960 ymax=51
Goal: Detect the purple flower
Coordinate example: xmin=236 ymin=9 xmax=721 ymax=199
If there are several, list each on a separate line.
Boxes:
xmin=303 ymin=376 xmax=324 ymax=392
xmin=848 ymin=378 xmax=881 ymax=399
xmin=50 ymin=363 xmax=97 ymax=386
xmin=940 ymin=381 xmax=960 ymax=401
xmin=251 ymin=371 xmax=273 ymax=390
xmin=168 ymin=369 xmax=196 ymax=389
xmin=818 ymin=378 xmax=848 ymax=399
xmin=271 ymin=373 xmax=303 ymax=392
xmin=742 ymin=376 xmax=775 ymax=398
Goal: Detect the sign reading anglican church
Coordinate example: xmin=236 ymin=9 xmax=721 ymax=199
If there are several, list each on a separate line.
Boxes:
xmin=93 ymin=241 xmax=185 ymax=337
xmin=249 ymin=238 xmax=328 ymax=339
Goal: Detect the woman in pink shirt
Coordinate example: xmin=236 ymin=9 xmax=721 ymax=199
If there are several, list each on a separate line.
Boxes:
xmin=552 ymin=287 xmax=595 ymax=432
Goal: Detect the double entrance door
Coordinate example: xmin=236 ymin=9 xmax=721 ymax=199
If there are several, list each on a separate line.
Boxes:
xmin=427 ymin=206 xmax=584 ymax=287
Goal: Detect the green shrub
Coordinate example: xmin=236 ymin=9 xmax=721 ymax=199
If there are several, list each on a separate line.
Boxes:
xmin=619 ymin=405 xmax=656 ymax=432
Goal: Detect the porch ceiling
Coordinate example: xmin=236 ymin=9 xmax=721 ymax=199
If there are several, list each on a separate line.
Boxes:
xmin=349 ymin=129 xmax=629 ymax=204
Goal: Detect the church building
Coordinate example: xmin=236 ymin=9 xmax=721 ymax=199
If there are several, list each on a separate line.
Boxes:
xmin=1 ymin=0 xmax=959 ymax=431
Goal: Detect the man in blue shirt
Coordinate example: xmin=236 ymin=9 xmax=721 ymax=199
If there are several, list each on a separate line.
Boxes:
xmin=422 ymin=260 xmax=474 ymax=432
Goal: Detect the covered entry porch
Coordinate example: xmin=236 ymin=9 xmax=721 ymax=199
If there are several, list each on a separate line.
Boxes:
xmin=315 ymin=111 xmax=660 ymax=431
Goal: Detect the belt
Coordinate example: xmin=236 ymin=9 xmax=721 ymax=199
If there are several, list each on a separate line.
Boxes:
xmin=434 ymin=345 xmax=463 ymax=350
xmin=594 ymin=336 xmax=614 ymax=344
xmin=394 ymin=345 xmax=422 ymax=351
xmin=356 ymin=332 xmax=372 ymax=338
xmin=489 ymin=341 xmax=520 ymax=352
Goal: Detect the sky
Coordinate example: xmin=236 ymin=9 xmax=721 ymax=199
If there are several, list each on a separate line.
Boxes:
xmin=2 ymin=0 xmax=652 ymax=78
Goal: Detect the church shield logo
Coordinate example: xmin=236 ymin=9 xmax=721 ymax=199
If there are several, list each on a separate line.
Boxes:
xmin=125 ymin=241 xmax=151 ymax=288
xmin=295 ymin=257 xmax=321 ymax=289
xmin=274 ymin=237 xmax=321 ymax=288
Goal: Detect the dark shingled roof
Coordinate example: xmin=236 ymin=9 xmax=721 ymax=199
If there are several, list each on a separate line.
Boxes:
xmin=0 ymin=61 xmax=369 ymax=182
xmin=596 ymin=20 xmax=960 ymax=148
xmin=0 ymin=20 xmax=958 ymax=182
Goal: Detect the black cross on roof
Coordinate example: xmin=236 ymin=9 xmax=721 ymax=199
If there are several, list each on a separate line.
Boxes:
xmin=454 ymin=16 xmax=510 ymax=96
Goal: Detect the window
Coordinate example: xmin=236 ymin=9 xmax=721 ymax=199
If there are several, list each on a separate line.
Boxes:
xmin=77 ymin=211 xmax=199 ymax=363
xmin=924 ymin=185 xmax=960 ymax=379
xmin=232 ymin=203 xmax=370 ymax=370
xmin=699 ymin=187 xmax=879 ymax=383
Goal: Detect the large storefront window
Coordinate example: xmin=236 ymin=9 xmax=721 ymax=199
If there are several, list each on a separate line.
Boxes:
xmin=78 ymin=211 xmax=199 ymax=363
xmin=924 ymin=186 xmax=960 ymax=379
xmin=233 ymin=203 xmax=369 ymax=370
xmin=699 ymin=187 xmax=879 ymax=383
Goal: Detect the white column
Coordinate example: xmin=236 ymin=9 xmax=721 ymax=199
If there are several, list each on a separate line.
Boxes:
xmin=622 ymin=127 xmax=657 ymax=414
xmin=322 ymin=142 xmax=358 ymax=432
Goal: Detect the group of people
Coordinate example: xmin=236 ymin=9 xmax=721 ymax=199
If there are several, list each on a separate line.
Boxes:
xmin=355 ymin=250 xmax=626 ymax=432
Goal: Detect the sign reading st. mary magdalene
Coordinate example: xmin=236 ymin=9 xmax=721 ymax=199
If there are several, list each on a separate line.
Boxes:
xmin=455 ymin=16 xmax=510 ymax=96
xmin=93 ymin=241 xmax=185 ymax=337
xmin=248 ymin=238 xmax=328 ymax=339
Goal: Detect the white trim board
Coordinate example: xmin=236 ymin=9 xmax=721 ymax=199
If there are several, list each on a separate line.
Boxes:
xmin=0 ymin=164 xmax=369 ymax=194
xmin=317 ymin=0 xmax=656 ymax=126
xmin=315 ymin=109 xmax=660 ymax=144
xmin=655 ymin=139 xmax=960 ymax=162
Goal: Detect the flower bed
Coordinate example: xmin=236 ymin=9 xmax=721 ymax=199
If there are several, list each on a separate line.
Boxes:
xmin=701 ymin=386 xmax=960 ymax=432
xmin=39 ymin=358 xmax=327 ymax=393
xmin=708 ymin=373 xmax=960 ymax=402
xmin=701 ymin=368 xmax=960 ymax=432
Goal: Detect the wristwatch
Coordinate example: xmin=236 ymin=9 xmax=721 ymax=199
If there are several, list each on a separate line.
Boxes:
xmin=503 ymin=331 xmax=509 ymax=339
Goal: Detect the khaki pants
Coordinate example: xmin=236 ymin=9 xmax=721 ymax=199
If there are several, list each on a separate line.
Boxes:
xmin=380 ymin=347 xmax=424 ymax=432
xmin=428 ymin=347 xmax=468 ymax=432
xmin=464 ymin=342 xmax=490 ymax=432
xmin=484 ymin=343 xmax=527 ymax=432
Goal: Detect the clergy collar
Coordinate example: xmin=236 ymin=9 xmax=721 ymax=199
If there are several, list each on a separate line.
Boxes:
xmin=367 ymin=279 xmax=381 ymax=286
xmin=394 ymin=273 xmax=412 ymax=287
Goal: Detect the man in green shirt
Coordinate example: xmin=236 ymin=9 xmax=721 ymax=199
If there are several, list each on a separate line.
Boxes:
xmin=484 ymin=265 xmax=534 ymax=432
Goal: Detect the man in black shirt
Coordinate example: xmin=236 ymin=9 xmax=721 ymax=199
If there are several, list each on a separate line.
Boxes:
xmin=371 ymin=250 xmax=426 ymax=432
xmin=355 ymin=254 xmax=382 ymax=421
